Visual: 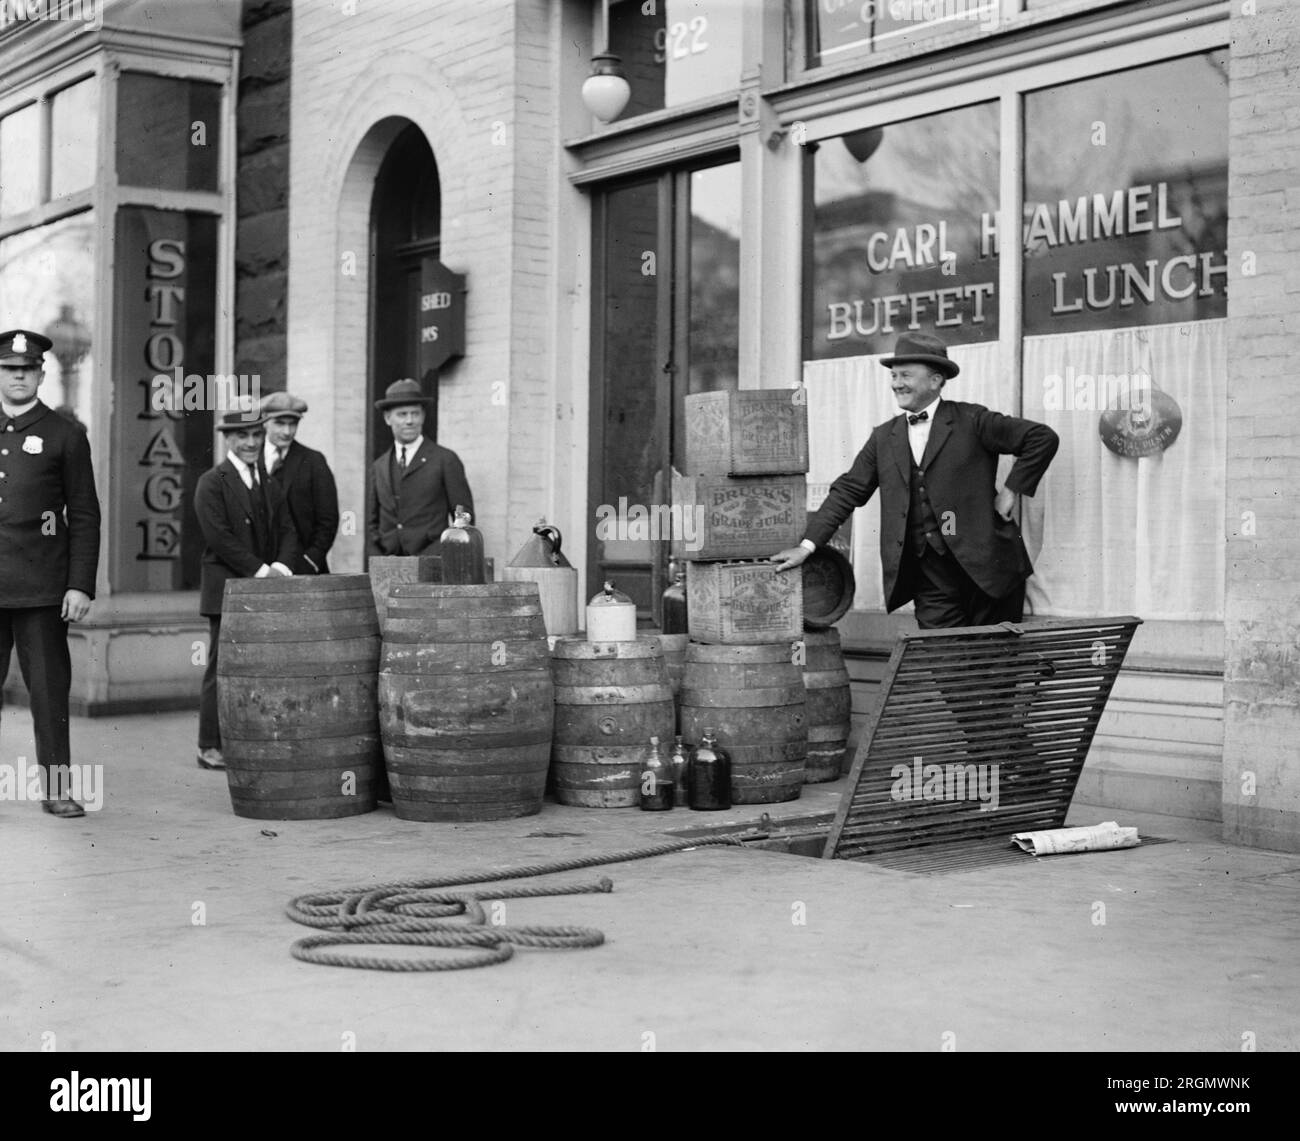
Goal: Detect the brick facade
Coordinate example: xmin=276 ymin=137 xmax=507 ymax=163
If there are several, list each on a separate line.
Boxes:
xmin=1222 ymin=0 xmax=1300 ymax=851
xmin=286 ymin=0 xmax=562 ymax=574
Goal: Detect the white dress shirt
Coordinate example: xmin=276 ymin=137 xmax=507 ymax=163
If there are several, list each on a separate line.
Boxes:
xmin=906 ymin=394 xmax=941 ymax=466
xmin=264 ymin=440 xmax=288 ymax=474
xmin=395 ymin=437 xmax=423 ymax=469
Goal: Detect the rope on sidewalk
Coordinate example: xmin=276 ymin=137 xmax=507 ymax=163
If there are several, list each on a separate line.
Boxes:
xmin=285 ymin=834 xmax=747 ymax=971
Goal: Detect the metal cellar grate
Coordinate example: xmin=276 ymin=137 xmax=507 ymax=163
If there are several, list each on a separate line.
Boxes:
xmin=824 ymin=617 xmax=1143 ymax=867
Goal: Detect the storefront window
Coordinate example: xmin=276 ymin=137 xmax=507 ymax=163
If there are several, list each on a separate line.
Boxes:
xmin=50 ymin=78 xmax=97 ymax=200
xmin=607 ymin=0 xmax=743 ymax=117
xmin=1019 ymin=50 xmax=1229 ymax=621
xmin=808 ymin=0 xmax=1000 ymax=67
xmin=0 ymin=101 xmax=42 ymax=216
xmin=116 ymin=73 xmax=221 ymax=192
xmin=0 ymin=212 xmax=96 ymax=425
xmin=809 ymin=101 xmax=1000 ymax=360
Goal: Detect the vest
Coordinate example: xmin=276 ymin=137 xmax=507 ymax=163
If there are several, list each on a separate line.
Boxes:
xmin=907 ymin=452 xmax=948 ymax=557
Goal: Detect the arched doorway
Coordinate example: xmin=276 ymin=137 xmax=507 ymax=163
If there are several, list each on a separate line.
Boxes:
xmin=369 ymin=122 xmax=441 ymax=460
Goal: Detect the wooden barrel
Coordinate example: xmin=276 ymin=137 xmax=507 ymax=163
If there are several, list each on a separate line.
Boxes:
xmin=551 ymin=637 xmax=675 ymax=807
xmin=379 ymin=582 xmax=553 ymax=821
xmin=679 ymin=642 xmax=806 ymax=804
xmin=801 ymin=628 xmax=852 ymax=782
xmin=801 ymin=547 xmax=855 ymax=629
xmin=217 ymin=575 xmax=381 ymax=820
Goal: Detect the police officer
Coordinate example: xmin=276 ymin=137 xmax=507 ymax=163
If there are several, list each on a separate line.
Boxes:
xmin=0 ymin=329 xmax=102 ymax=818
xmin=258 ymin=391 xmax=339 ymax=575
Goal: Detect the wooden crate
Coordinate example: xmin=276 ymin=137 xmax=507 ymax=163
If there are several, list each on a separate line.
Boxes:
xmin=687 ymin=559 xmax=802 ymax=644
xmin=671 ymin=473 xmax=807 ymax=560
xmin=685 ymin=390 xmax=809 ymax=475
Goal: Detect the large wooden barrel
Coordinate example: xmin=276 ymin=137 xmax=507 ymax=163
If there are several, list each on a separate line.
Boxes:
xmin=217 ymin=575 xmax=381 ymax=820
xmin=379 ymin=582 xmax=553 ymax=821
xmin=801 ymin=628 xmax=852 ymax=783
xmin=551 ymin=637 xmax=675 ymax=807
xmin=679 ymin=642 xmax=806 ymax=804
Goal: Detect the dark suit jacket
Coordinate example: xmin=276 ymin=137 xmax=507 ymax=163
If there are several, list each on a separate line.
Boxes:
xmin=367 ymin=438 xmax=473 ymax=556
xmin=195 ymin=459 xmax=300 ymax=616
xmin=804 ymin=400 xmax=1059 ymax=610
xmin=0 ymin=400 xmax=101 ymax=607
xmin=264 ymin=440 xmax=339 ymax=574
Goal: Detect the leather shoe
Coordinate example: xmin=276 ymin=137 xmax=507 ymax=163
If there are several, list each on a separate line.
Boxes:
xmin=42 ymin=798 xmax=85 ymax=818
xmin=196 ymin=748 xmax=226 ymax=770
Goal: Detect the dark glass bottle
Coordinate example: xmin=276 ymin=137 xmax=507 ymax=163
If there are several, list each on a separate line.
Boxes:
xmin=669 ymin=735 xmax=690 ymax=801
xmin=639 ymin=735 xmax=675 ymax=811
xmin=439 ymin=506 xmax=487 ymax=584
xmin=689 ymin=728 xmax=731 ymax=811
xmin=662 ymin=559 xmax=687 ymax=634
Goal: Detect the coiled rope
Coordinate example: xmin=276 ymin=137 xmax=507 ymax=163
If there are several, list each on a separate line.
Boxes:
xmin=286 ymin=834 xmax=748 ymax=971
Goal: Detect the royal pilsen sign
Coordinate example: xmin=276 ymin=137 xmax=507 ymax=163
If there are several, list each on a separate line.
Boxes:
xmin=0 ymin=0 xmax=100 ymax=34
xmin=823 ymin=180 xmax=1227 ymax=344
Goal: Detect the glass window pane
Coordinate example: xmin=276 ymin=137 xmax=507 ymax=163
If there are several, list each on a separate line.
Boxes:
xmin=1019 ymin=51 xmax=1229 ymax=622
xmin=0 ymin=212 xmax=97 ymax=426
xmin=116 ymin=73 xmax=221 ymax=192
xmin=608 ymin=0 xmax=743 ymax=117
xmin=808 ymin=101 xmax=1000 ymax=359
xmin=0 ymin=102 xmax=42 ymax=217
xmin=51 ymin=78 xmax=98 ymax=200
xmin=810 ymin=0 xmax=1000 ymax=66
xmin=1022 ymin=51 xmax=1229 ymax=335
xmin=687 ymin=163 xmax=740 ymax=393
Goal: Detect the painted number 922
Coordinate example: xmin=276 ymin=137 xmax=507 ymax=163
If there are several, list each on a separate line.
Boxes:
xmin=654 ymin=16 xmax=709 ymax=63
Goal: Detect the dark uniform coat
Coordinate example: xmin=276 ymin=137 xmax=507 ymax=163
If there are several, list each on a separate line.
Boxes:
xmin=367 ymin=438 xmax=473 ymax=557
xmin=195 ymin=459 xmax=300 ymax=616
xmin=803 ymin=400 xmax=1059 ymax=611
xmin=265 ymin=440 xmax=339 ymax=575
xmin=0 ymin=401 xmax=100 ymax=607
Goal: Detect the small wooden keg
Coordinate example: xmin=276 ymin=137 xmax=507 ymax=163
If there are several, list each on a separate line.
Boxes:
xmin=379 ymin=583 xmax=553 ymax=821
xmin=218 ymin=575 xmax=382 ymax=819
xmin=679 ymin=642 xmax=807 ymax=804
xmin=550 ymin=637 xmax=676 ymax=807
xmin=801 ymin=547 xmax=855 ymax=630
xmin=800 ymin=628 xmax=852 ymax=782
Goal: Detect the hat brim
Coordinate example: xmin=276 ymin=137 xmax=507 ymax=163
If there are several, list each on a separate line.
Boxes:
xmin=0 ymin=353 xmax=44 ymax=366
xmin=216 ymin=417 xmax=266 ymax=432
xmin=375 ymin=397 xmax=434 ymax=410
xmin=880 ymin=353 xmax=960 ymax=379
xmin=262 ymin=410 xmax=304 ymax=421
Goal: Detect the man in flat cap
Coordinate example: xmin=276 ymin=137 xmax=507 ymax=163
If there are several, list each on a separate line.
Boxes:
xmin=773 ymin=331 xmax=1059 ymax=628
xmin=193 ymin=404 xmax=300 ymax=770
xmin=0 ymin=329 xmax=101 ymax=817
xmin=258 ymin=391 xmax=339 ymax=575
xmin=367 ymin=378 xmax=474 ymax=558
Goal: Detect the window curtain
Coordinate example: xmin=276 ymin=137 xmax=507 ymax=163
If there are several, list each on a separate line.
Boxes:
xmin=804 ymin=320 xmax=1226 ymax=621
xmin=1021 ymin=319 xmax=1226 ymax=621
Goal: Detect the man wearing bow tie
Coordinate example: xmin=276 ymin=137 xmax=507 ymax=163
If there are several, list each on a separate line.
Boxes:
xmin=366 ymin=378 xmax=474 ymax=558
xmin=773 ymin=332 xmax=1058 ymax=628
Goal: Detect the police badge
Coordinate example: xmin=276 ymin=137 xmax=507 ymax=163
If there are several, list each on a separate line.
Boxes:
xmin=23 ymin=435 xmax=43 ymax=454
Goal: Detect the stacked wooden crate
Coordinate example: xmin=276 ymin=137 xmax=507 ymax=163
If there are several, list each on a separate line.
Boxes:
xmin=675 ymin=390 xmax=809 ymax=803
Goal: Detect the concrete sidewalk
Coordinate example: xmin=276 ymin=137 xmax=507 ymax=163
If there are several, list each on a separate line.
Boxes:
xmin=2 ymin=706 xmax=1297 ymax=1052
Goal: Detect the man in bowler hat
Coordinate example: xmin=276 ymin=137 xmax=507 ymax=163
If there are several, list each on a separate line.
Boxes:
xmin=773 ymin=331 xmax=1058 ymax=628
xmin=194 ymin=405 xmax=300 ymax=770
xmin=258 ymin=391 xmax=339 ymax=574
xmin=367 ymin=378 xmax=474 ymax=557
xmin=0 ymin=329 xmax=101 ymax=817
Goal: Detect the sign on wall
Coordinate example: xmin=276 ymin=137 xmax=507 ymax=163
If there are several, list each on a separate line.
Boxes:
xmin=416 ymin=258 xmax=466 ymax=376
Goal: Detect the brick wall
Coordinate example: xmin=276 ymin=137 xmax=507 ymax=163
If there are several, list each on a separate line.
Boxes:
xmin=287 ymin=0 xmax=561 ymax=573
xmin=235 ymin=0 xmax=291 ymax=390
xmin=1222 ymin=0 xmax=1300 ymax=851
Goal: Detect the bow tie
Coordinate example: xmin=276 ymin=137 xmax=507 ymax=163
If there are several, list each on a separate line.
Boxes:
xmin=908 ymin=410 xmax=929 ymax=425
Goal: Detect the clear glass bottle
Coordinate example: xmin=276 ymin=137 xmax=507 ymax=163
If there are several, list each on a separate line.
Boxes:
xmin=639 ymin=735 xmax=675 ymax=811
xmin=669 ymin=735 xmax=691 ymax=802
xmin=689 ymin=727 xmax=731 ymax=811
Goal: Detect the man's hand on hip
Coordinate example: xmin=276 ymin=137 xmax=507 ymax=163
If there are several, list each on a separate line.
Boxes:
xmin=995 ymin=487 xmax=1019 ymax=521
xmin=62 ymin=589 xmax=91 ymax=623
